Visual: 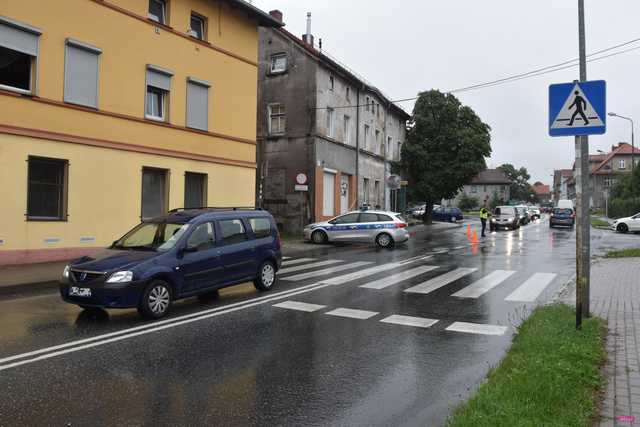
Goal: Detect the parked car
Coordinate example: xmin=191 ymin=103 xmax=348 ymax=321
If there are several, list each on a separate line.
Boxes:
xmin=407 ymin=204 xmax=426 ymax=218
xmin=304 ymin=210 xmax=409 ymax=248
xmin=490 ymin=206 xmax=520 ymax=231
xmin=611 ymin=213 xmax=640 ymax=233
xmin=432 ymin=206 xmax=463 ymax=222
xmin=60 ymin=208 xmax=282 ymax=319
xmin=549 ymin=207 xmax=575 ymax=228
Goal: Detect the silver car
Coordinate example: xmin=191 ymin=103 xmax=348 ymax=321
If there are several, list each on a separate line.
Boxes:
xmin=303 ymin=210 xmax=410 ymax=248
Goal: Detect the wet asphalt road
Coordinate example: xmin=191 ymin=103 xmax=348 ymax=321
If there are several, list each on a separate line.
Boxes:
xmin=0 ymin=217 xmax=637 ymax=426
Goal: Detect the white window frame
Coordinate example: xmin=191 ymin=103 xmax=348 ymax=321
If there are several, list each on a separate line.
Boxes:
xmin=375 ymin=130 xmax=381 ymax=154
xmin=363 ymin=178 xmax=370 ymax=204
xmin=148 ymin=0 xmax=167 ymax=24
xmin=344 ymin=115 xmax=351 ymax=145
xmin=364 ymin=125 xmax=370 ymax=150
xmin=268 ymin=103 xmax=285 ymax=135
xmin=145 ymin=86 xmax=167 ymax=121
xmin=189 ymin=13 xmax=206 ymax=40
xmin=329 ymin=75 xmax=334 ymax=91
xmin=270 ymin=53 xmax=287 ymax=73
xmin=0 ymin=16 xmax=42 ymax=96
xmin=327 ymin=107 xmax=335 ymax=138
xmin=619 ymin=159 xmax=626 ymax=169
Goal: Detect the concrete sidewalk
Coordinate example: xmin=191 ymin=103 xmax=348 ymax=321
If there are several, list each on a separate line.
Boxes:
xmin=561 ymin=258 xmax=640 ymax=427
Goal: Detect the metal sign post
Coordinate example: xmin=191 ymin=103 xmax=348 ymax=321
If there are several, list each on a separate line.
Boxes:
xmin=548 ymin=1 xmax=607 ymax=329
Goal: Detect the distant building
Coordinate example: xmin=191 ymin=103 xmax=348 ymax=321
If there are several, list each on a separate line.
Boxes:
xmin=532 ymin=182 xmax=551 ymax=205
xmin=564 ymin=143 xmax=640 ymax=208
xmin=257 ymin=11 xmax=410 ymax=233
xmin=552 ymin=169 xmax=573 ymax=203
xmin=446 ymin=169 xmax=511 ymax=207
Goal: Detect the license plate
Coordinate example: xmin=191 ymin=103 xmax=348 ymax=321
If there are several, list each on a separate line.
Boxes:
xmin=69 ymin=287 xmax=92 ymax=297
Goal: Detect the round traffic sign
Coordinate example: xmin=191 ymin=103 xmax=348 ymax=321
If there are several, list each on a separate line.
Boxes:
xmin=296 ymin=173 xmax=308 ymax=185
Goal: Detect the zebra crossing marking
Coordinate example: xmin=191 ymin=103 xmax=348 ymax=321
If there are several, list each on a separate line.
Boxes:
xmin=360 ymin=265 xmax=440 ymax=290
xmin=278 ymin=259 xmax=343 ymax=275
xmin=504 ymin=273 xmax=558 ymax=302
xmin=273 ymin=301 xmax=326 ymax=312
xmin=445 ymin=321 xmax=508 ymax=336
xmin=404 ymin=268 xmax=477 ymax=295
xmin=282 ymin=261 xmax=373 ymax=281
xmin=379 ymin=315 xmax=438 ymax=328
xmin=282 ymin=258 xmax=317 ymax=266
xmin=325 ymin=308 xmax=379 ymax=320
xmin=452 ymin=270 xmax=516 ymax=298
xmin=321 ymin=258 xmax=430 ymax=286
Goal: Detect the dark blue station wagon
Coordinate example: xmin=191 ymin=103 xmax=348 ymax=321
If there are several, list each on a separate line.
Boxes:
xmin=60 ymin=208 xmax=282 ymax=319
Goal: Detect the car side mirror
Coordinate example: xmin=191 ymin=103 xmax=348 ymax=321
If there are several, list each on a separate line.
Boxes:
xmin=328 ymin=220 xmax=336 ymax=225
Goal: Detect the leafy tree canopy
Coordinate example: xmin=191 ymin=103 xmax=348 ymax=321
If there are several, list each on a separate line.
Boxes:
xmin=398 ymin=90 xmax=492 ymax=222
xmin=498 ymin=163 xmax=535 ymax=202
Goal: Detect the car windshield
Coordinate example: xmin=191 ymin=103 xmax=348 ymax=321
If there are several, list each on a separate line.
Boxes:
xmin=495 ymin=207 xmax=515 ymax=216
xmin=113 ymin=222 xmax=190 ymax=252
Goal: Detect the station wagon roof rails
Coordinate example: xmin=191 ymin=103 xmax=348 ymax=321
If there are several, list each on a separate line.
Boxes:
xmin=168 ymin=207 xmax=263 ymax=213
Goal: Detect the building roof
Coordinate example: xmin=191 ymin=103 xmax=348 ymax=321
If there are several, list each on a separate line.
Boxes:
xmin=560 ymin=169 xmax=573 ymax=178
xmin=592 ymin=143 xmax=640 ymax=175
xmin=273 ymin=26 xmax=411 ymax=120
xmin=469 ymin=169 xmax=512 ymax=185
xmin=223 ymin=1 xmax=283 ymax=27
xmin=533 ymin=183 xmax=550 ymax=195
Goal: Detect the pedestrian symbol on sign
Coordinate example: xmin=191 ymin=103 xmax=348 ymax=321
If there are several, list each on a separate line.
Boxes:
xmin=568 ymin=91 xmax=589 ymax=126
xmin=549 ymin=81 xmax=605 ymax=135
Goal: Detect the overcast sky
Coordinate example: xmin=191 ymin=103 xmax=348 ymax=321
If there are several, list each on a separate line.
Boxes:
xmin=252 ymin=0 xmax=640 ymax=184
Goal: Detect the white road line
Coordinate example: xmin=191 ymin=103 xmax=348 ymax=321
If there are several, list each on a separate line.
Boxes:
xmin=324 ymin=308 xmax=379 ymax=320
xmin=404 ymin=268 xmax=477 ymax=295
xmin=504 ymin=273 xmax=558 ymax=302
xmin=282 ymin=261 xmax=373 ymax=281
xmin=281 ymin=258 xmax=316 ymax=266
xmin=379 ymin=315 xmax=438 ymax=328
xmin=0 ymin=283 xmax=332 ymax=372
xmin=273 ymin=300 xmax=326 ymax=312
xmin=452 ymin=270 xmax=516 ymax=298
xmin=445 ymin=322 xmax=508 ymax=336
xmin=320 ymin=256 xmax=433 ymax=285
xmin=282 ymin=256 xmax=292 ymax=260
xmin=278 ymin=259 xmax=343 ymax=275
xmin=360 ymin=265 xmax=439 ymax=290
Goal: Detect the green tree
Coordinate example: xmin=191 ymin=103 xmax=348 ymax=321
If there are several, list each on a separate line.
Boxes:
xmin=609 ymin=166 xmax=640 ymax=217
xmin=489 ymin=191 xmax=504 ymax=209
xmin=498 ymin=163 xmax=534 ymax=202
xmin=398 ymin=90 xmax=491 ymax=223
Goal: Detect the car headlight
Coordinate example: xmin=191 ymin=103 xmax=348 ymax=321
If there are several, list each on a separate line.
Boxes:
xmin=106 ymin=271 xmax=134 ymax=283
xmin=62 ymin=265 xmax=70 ymax=279
xmin=490 ymin=218 xmax=496 ymax=222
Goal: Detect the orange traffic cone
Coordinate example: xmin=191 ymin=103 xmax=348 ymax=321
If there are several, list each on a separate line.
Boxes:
xmin=471 ymin=230 xmax=479 ymax=244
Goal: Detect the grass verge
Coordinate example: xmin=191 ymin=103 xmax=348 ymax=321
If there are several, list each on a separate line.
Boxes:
xmin=464 ymin=211 xmax=480 ymax=218
xmin=605 ymin=248 xmax=640 ymax=258
xmin=590 ymin=217 xmax=610 ymax=228
xmin=447 ymin=304 xmax=605 ymax=427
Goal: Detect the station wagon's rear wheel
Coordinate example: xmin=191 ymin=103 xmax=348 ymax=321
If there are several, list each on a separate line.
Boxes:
xmin=376 ymin=233 xmax=394 ymax=248
xmin=311 ymin=230 xmax=328 ymax=244
xmin=254 ymin=261 xmax=277 ymax=292
xmin=138 ymin=280 xmax=172 ymax=319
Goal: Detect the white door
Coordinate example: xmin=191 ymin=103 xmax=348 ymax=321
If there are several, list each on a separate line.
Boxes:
xmin=340 ymin=175 xmax=349 ymax=214
xmin=323 ymin=172 xmax=335 ymax=217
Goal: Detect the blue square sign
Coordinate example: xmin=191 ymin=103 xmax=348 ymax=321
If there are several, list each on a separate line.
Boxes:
xmin=549 ymin=80 xmax=606 ymax=136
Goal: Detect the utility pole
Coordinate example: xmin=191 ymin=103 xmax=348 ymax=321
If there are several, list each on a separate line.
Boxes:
xmin=575 ymin=0 xmax=590 ymax=329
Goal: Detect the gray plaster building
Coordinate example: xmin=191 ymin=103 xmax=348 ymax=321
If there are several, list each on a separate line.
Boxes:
xmin=446 ymin=169 xmax=511 ymax=208
xmin=256 ymin=11 xmax=410 ymax=232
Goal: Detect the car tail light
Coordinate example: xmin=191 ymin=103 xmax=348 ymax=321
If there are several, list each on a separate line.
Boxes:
xmin=396 ymin=223 xmax=407 ymax=228
xmin=276 ymin=232 xmax=282 ymax=249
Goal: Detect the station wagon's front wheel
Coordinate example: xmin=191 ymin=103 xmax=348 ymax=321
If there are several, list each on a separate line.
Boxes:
xmin=138 ymin=280 xmax=172 ymax=319
xmin=254 ymin=261 xmax=277 ymax=292
xmin=376 ymin=233 xmax=394 ymax=249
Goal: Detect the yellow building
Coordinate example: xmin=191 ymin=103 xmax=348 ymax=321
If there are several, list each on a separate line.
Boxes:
xmin=0 ymin=0 xmax=281 ymax=265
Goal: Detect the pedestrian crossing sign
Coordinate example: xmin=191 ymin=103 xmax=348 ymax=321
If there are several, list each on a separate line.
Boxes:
xmin=549 ymin=80 xmax=606 ymax=136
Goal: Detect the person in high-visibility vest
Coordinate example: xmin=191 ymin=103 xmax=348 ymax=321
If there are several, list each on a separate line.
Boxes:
xmin=479 ymin=205 xmax=490 ymax=237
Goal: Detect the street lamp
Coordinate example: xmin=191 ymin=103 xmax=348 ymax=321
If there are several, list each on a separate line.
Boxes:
xmin=608 ymin=112 xmax=635 ymax=171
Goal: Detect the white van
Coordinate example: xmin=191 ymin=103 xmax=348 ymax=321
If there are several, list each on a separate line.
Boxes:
xmin=557 ymin=199 xmax=574 ymax=210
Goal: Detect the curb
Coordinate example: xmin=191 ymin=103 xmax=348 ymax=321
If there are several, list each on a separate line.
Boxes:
xmin=0 ymin=280 xmax=60 ymax=300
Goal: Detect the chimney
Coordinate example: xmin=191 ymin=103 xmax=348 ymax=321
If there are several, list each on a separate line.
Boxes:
xmin=302 ymin=12 xmax=314 ymax=47
xmin=269 ymin=10 xmax=283 ymax=23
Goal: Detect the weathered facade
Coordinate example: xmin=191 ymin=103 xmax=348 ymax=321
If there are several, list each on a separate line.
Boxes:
xmin=256 ymin=12 xmax=409 ymax=233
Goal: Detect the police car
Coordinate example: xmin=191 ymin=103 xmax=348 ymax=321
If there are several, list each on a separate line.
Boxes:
xmin=303 ymin=210 xmax=410 ymax=248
